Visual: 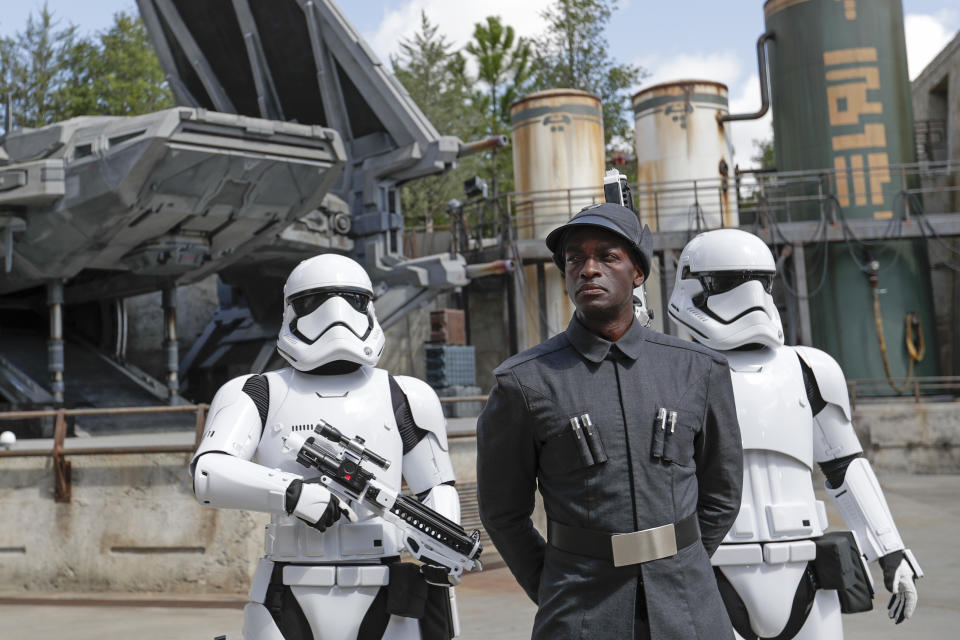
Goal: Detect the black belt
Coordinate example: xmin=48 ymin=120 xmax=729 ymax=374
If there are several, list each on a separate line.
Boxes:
xmin=548 ymin=512 xmax=700 ymax=567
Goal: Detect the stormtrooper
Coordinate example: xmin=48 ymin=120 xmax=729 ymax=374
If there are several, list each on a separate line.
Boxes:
xmin=191 ymin=254 xmax=462 ymax=640
xmin=668 ymin=229 xmax=922 ymax=640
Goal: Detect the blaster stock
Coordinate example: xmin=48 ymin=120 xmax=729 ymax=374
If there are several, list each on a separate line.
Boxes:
xmin=283 ymin=421 xmax=483 ymax=583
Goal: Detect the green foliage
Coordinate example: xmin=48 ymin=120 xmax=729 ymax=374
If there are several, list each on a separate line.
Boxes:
xmin=464 ymin=16 xmax=532 ymax=135
xmin=0 ymin=4 xmax=78 ymax=130
xmin=389 ymin=5 xmax=649 ymax=226
xmin=461 ymin=16 xmax=532 ymax=195
xmin=392 ymin=12 xmax=474 ymax=137
xmin=0 ymin=4 xmax=172 ymax=134
xmin=531 ymin=0 xmax=647 ymax=150
xmin=60 ymin=11 xmax=174 ymax=118
xmin=391 ymin=12 xmax=483 ymax=227
xmin=752 ymin=128 xmax=776 ymax=169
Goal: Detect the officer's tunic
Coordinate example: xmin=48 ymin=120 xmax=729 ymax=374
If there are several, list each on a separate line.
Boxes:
xmin=477 ymin=317 xmax=743 ymax=639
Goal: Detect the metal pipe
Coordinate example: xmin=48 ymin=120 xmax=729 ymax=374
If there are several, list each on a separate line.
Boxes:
xmin=458 ymin=134 xmax=509 ymax=158
xmin=717 ymin=31 xmax=774 ymax=123
xmin=162 ymin=286 xmax=179 ymax=403
xmin=47 ymin=280 xmax=64 ymax=403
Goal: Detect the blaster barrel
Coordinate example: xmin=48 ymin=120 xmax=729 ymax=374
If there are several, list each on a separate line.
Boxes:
xmin=465 ymin=259 xmax=513 ymax=279
xmin=458 ymin=135 xmax=508 ymax=158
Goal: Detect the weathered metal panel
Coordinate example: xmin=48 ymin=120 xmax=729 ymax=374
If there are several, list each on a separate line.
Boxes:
xmin=0 ymin=108 xmax=345 ymax=297
xmin=510 ymin=89 xmax=605 ymax=346
xmin=764 ymin=0 xmax=940 ymax=382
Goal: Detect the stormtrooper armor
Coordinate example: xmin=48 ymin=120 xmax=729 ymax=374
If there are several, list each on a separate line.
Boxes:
xmin=669 ymin=229 xmax=922 ymax=640
xmin=192 ymin=254 xmax=461 ymax=640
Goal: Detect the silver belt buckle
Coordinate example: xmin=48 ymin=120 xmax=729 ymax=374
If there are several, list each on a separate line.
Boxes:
xmin=610 ymin=523 xmax=677 ymax=567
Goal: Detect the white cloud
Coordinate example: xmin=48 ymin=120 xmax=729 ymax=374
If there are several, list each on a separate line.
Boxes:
xmin=726 ymin=73 xmax=773 ymax=170
xmin=904 ymin=10 xmax=960 ymax=79
xmin=637 ymin=51 xmax=743 ymax=90
xmin=363 ymin=0 xmax=552 ymax=64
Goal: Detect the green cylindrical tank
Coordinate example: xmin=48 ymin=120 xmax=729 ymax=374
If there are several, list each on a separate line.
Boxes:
xmin=764 ymin=0 xmax=939 ymax=384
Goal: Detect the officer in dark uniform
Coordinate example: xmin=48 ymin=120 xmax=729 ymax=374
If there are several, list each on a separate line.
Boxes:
xmin=477 ymin=203 xmax=743 ymax=639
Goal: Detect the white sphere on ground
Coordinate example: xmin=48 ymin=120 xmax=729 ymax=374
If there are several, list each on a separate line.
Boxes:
xmin=0 ymin=431 xmax=15 ymax=447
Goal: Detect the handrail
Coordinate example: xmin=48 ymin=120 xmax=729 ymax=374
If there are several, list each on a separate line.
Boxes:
xmin=0 ymin=403 xmax=209 ymax=500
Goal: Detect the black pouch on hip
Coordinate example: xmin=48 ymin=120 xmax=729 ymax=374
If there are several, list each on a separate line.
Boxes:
xmin=812 ymin=531 xmax=874 ymax=613
xmin=387 ymin=562 xmax=429 ymax=618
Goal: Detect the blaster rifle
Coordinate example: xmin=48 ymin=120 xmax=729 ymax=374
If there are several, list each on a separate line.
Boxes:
xmin=283 ymin=420 xmax=483 ymax=583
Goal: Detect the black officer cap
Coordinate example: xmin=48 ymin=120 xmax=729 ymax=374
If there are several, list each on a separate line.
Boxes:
xmin=545 ymin=202 xmax=653 ymax=278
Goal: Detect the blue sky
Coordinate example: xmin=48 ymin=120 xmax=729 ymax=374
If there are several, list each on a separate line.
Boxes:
xmin=1 ymin=0 xmax=957 ymax=166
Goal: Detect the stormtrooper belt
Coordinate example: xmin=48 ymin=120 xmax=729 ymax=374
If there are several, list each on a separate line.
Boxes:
xmin=548 ymin=512 xmax=700 ymax=567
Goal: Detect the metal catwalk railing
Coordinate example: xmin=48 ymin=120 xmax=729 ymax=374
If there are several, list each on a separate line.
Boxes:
xmin=403 ymin=160 xmax=960 ymax=253
xmin=0 ymin=397 xmax=488 ymax=503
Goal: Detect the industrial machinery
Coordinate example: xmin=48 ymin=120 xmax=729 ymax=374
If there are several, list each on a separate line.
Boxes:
xmin=0 ymin=0 xmax=509 ymax=420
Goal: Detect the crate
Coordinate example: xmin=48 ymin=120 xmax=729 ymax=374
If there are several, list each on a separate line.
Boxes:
xmin=436 ymin=385 xmax=483 ymax=418
xmin=425 ymin=345 xmax=476 ymax=388
xmin=429 ymin=309 xmax=466 ymax=345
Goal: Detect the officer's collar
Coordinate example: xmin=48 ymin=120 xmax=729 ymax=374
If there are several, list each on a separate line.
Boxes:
xmin=566 ymin=314 xmax=644 ymax=363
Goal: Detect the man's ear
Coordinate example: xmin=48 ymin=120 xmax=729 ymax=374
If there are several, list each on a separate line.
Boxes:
xmin=634 ymin=269 xmax=644 ymax=288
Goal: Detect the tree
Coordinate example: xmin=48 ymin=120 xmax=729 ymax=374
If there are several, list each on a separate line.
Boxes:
xmin=531 ymin=0 xmax=647 ymax=150
xmin=462 ymin=16 xmax=532 ymax=194
xmin=58 ymin=11 xmax=174 ymax=118
xmin=0 ymin=3 xmax=78 ymax=131
xmin=751 ymin=130 xmax=776 ymax=169
xmin=391 ymin=12 xmax=482 ymax=227
xmin=0 ymin=5 xmax=173 ymax=135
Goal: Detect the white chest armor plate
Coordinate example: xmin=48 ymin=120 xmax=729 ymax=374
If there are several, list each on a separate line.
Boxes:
xmin=256 ymin=366 xmax=405 ymax=563
xmin=720 ymin=346 xmax=827 ymax=545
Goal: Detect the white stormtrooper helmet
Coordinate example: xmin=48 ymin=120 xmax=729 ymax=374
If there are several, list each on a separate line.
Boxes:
xmin=668 ymin=228 xmax=784 ymax=350
xmin=277 ymin=254 xmax=385 ymax=371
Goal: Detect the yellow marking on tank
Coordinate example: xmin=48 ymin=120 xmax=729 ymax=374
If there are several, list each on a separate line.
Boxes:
xmin=867 ymin=154 xmax=891 ymax=206
xmin=827 ymin=68 xmax=883 ymax=126
xmin=834 ymin=157 xmax=851 ymax=207
xmin=834 ymin=0 xmax=857 ymax=20
xmin=764 ymin=0 xmax=810 ymax=18
xmin=823 ymin=47 xmax=877 ymax=66
xmin=850 ymin=155 xmax=867 ymax=206
xmin=832 ymin=123 xmax=886 ymax=150
xmin=825 ymin=47 xmax=891 ymax=213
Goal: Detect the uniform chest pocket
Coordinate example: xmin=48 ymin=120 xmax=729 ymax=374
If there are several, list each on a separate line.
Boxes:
xmin=539 ymin=412 xmax=608 ymax=476
xmin=651 ymin=408 xmax=699 ymax=467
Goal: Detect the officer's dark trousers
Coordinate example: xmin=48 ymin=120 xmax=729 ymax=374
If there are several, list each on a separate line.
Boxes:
xmin=634 ymin=579 xmax=651 ymax=640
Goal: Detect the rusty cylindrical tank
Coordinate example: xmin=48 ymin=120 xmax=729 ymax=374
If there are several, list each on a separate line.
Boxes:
xmin=765 ymin=0 xmax=939 ymax=382
xmin=510 ymin=89 xmax=605 ymax=347
xmin=632 ymin=80 xmax=737 ymax=231
xmin=632 ymin=80 xmax=737 ymax=331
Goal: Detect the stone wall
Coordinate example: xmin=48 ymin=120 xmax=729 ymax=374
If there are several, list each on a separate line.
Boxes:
xmin=3 ymin=400 xmax=955 ymax=594
xmin=0 ymin=452 xmax=266 ymax=594
xmin=853 ymin=401 xmax=960 ymax=473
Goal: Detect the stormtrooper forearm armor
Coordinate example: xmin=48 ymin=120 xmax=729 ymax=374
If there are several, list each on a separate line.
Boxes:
xmin=799 ymin=347 xmax=920 ymax=572
xmin=823 ymin=456 xmax=904 ymax=561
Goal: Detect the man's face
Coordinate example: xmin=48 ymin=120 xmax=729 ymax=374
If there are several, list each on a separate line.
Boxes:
xmin=562 ymin=226 xmax=644 ymax=319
